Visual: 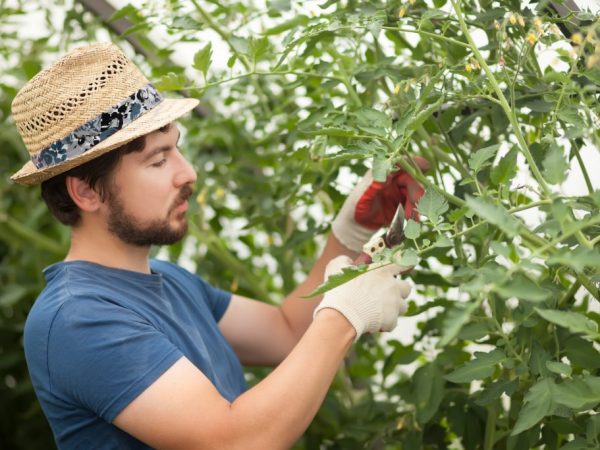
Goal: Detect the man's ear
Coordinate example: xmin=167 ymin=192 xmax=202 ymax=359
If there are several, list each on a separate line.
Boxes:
xmin=65 ymin=176 xmax=102 ymax=213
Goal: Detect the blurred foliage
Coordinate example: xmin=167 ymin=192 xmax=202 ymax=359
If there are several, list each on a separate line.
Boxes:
xmin=1 ymin=0 xmax=600 ymax=449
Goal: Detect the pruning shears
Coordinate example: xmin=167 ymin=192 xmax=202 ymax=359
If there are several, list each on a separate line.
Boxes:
xmin=354 ymin=204 xmax=406 ymax=265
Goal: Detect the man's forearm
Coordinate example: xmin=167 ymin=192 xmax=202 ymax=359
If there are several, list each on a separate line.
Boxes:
xmin=279 ymin=233 xmax=359 ymax=340
xmin=226 ymin=309 xmax=355 ymax=450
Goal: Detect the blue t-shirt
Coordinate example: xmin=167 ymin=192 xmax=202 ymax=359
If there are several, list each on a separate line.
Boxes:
xmin=24 ymin=259 xmax=246 ymax=449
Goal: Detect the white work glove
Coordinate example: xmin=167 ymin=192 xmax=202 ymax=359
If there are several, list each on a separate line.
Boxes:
xmin=313 ymin=255 xmax=411 ymax=340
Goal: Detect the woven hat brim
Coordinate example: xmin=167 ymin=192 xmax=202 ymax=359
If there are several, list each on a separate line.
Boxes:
xmin=11 ymin=97 xmax=200 ymax=186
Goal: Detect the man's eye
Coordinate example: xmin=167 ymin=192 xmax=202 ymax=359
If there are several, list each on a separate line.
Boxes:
xmin=151 ymin=159 xmax=167 ymax=168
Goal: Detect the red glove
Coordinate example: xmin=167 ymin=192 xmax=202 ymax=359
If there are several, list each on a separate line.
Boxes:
xmin=332 ymin=156 xmax=429 ymax=252
xmin=354 ymin=156 xmax=429 ymax=230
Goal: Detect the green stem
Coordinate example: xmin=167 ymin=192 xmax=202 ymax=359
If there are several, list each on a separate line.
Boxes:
xmin=191 ymin=0 xmax=271 ymax=114
xmin=484 ymin=405 xmax=497 ymax=450
xmin=571 ymin=140 xmax=594 ymax=195
xmin=450 ymin=0 xmax=552 ymax=198
xmin=188 ymin=220 xmax=274 ymax=304
xmin=386 ymin=26 xmax=471 ymax=49
xmin=0 ymin=214 xmax=65 ymax=255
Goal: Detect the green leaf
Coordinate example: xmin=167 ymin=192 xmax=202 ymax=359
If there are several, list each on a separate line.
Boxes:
xmin=302 ymin=264 xmax=368 ymax=297
xmin=417 ymin=189 xmax=448 ymax=225
xmin=547 ymin=247 xmax=600 ymax=273
xmin=468 ymin=144 xmax=500 ymax=173
xmin=372 ymin=157 xmax=392 ymax=182
xmin=445 ymin=349 xmax=506 ymax=383
xmin=475 ymin=378 xmax=518 ymax=406
xmin=564 ymin=336 xmax=600 ymax=369
xmin=553 ymin=376 xmax=600 ymax=410
xmin=154 ymin=72 xmax=188 ymax=91
xmin=438 ymin=301 xmax=479 ymax=347
xmin=193 ymin=42 xmax=212 ymax=77
xmin=545 ymin=361 xmax=572 ymax=377
xmin=543 ymin=144 xmax=569 ymax=185
xmin=465 ymin=196 xmax=521 ymax=237
xmin=404 ymin=219 xmax=421 ymax=239
xmin=535 ymin=308 xmax=600 ymax=340
xmin=354 ymin=107 xmax=391 ymax=136
xmin=491 ymin=147 xmax=518 ymax=186
xmin=495 ymin=274 xmax=550 ymax=303
xmin=393 ymin=248 xmax=419 ymax=267
xmin=415 ymin=363 xmax=445 ymax=424
xmin=434 ymin=235 xmax=453 ymax=248
xmin=512 ymin=378 xmax=555 ymax=436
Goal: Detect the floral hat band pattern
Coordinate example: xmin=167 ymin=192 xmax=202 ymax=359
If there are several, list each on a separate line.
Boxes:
xmin=30 ymin=83 xmax=163 ymax=170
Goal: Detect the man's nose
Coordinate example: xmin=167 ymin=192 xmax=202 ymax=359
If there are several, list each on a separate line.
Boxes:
xmin=174 ymin=152 xmax=197 ymax=186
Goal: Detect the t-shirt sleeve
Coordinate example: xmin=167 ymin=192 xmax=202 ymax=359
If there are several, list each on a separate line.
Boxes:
xmin=154 ymin=260 xmax=232 ymax=322
xmin=193 ymin=276 xmax=232 ymax=322
xmin=47 ymin=299 xmax=183 ymax=423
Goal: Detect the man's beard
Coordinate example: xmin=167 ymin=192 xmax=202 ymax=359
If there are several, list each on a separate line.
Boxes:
xmin=106 ymin=184 xmax=193 ymax=247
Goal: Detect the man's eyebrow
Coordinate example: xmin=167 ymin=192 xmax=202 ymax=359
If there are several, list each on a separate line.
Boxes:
xmin=141 ymin=131 xmax=181 ymax=162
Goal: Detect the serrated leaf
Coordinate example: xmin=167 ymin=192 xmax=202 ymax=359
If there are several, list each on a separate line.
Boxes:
xmin=495 ymin=274 xmax=550 ymax=303
xmin=393 ymin=248 xmax=419 ymax=267
xmin=193 ymin=42 xmax=212 ymax=77
xmin=535 ymin=308 xmax=600 ymax=340
xmin=404 ymin=219 xmax=421 ymax=239
xmin=434 ymin=235 xmax=452 ymax=248
xmin=475 ymin=378 xmax=518 ymax=406
xmin=512 ymin=378 xmax=555 ymax=436
xmin=564 ymin=336 xmax=600 ymax=369
xmin=154 ymin=72 xmax=187 ymax=91
xmin=302 ymin=264 xmax=368 ymax=297
xmin=465 ymin=195 xmax=521 ymax=237
xmin=546 ymin=361 xmax=572 ymax=376
xmin=355 ymin=107 xmax=390 ymax=136
xmin=468 ymin=144 xmax=500 ymax=173
xmin=373 ymin=157 xmax=392 ymax=182
xmin=438 ymin=301 xmax=479 ymax=347
xmin=547 ymin=247 xmax=600 ymax=273
xmin=543 ymin=144 xmax=569 ymax=185
xmin=417 ymin=189 xmax=448 ymax=225
xmin=445 ymin=349 xmax=506 ymax=383
xmin=553 ymin=376 xmax=600 ymax=410
xmin=491 ymin=147 xmax=518 ymax=186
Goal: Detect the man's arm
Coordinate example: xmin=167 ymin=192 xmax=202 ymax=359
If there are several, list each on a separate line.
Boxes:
xmin=114 ymin=259 xmax=409 ymax=450
xmin=114 ymin=309 xmax=354 ymax=450
xmin=218 ymin=233 xmax=358 ymax=366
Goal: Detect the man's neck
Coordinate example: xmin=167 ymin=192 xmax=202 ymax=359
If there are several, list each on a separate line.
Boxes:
xmin=66 ymin=222 xmax=152 ymax=274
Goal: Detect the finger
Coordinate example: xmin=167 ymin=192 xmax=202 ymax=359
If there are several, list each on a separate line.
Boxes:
xmin=397 ymin=279 xmax=412 ymax=299
xmin=380 ymin=305 xmax=399 ymax=331
xmin=325 ymin=255 xmax=353 ymax=278
xmin=397 ymin=298 xmax=408 ymax=316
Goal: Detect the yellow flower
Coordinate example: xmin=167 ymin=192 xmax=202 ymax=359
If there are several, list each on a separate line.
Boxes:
xmin=394 ymin=83 xmax=401 ymax=94
xmin=517 ymin=15 xmax=525 ymax=27
xmin=196 ymin=190 xmax=206 ymax=206
xmin=572 ymin=33 xmax=583 ymax=45
xmin=399 ymin=6 xmax=406 ymax=18
xmin=527 ymin=33 xmax=537 ymax=46
xmin=472 ymin=59 xmax=481 ymax=70
xmin=509 ymin=14 xmax=517 ymax=25
xmin=465 ymin=63 xmax=472 ymax=72
xmin=408 ymin=0 xmax=416 ymax=4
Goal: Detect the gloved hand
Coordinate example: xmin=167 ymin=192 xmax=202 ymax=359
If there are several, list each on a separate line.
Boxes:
xmin=314 ymin=255 xmax=411 ymax=340
xmin=331 ymin=157 xmax=429 ymax=252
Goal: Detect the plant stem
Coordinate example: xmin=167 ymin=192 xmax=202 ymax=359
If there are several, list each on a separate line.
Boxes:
xmin=571 ymin=140 xmax=594 ymax=195
xmin=484 ymin=405 xmax=497 ymax=450
xmin=450 ymin=0 xmax=552 ymax=198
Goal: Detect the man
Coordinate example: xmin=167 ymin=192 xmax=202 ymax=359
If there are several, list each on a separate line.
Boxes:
xmin=11 ymin=43 xmax=426 ymax=449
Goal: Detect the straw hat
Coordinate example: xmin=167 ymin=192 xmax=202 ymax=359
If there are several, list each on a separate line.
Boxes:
xmin=10 ymin=42 xmax=199 ymax=185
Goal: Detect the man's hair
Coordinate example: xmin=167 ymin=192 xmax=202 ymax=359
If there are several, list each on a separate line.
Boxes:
xmin=41 ymin=123 xmax=172 ymax=226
